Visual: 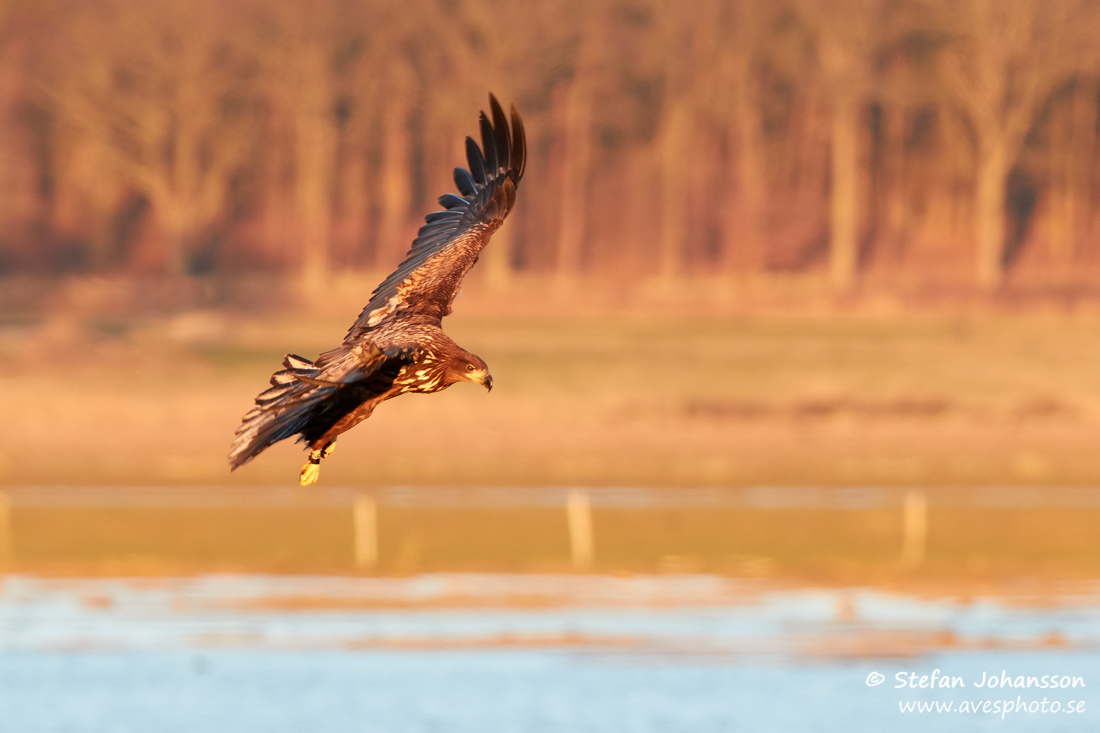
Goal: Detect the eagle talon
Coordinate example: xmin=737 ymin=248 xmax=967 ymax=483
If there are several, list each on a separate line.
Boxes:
xmin=299 ymin=462 xmax=321 ymax=486
xmin=300 ymin=448 xmax=324 ymax=486
xmin=300 ymin=442 xmax=335 ymax=486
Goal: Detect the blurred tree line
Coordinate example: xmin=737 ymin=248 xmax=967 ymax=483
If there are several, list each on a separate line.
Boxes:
xmin=1 ymin=0 xmax=1099 ymax=292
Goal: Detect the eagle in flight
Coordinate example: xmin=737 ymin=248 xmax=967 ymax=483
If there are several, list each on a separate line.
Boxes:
xmin=229 ymin=94 xmax=526 ymax=485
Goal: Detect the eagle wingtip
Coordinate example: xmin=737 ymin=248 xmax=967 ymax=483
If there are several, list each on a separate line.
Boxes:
xmin=509 ymin=103 xmax=526 ymax=182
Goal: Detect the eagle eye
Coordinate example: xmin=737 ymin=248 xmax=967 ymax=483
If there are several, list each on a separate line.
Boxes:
xmin=466 ymin=363 xmax=475 ymax=372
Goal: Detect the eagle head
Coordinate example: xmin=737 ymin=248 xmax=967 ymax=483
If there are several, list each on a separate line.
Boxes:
xmin=450 ymin=352 xmax=493 ymax=392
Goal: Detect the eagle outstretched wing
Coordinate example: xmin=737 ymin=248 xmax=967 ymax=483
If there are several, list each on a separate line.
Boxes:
xmin=343 ymin=93 xmax=526 ymax=343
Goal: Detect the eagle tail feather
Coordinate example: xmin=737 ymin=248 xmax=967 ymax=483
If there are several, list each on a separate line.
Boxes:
xmin=228 ymin=354 xmax=334 ymax=471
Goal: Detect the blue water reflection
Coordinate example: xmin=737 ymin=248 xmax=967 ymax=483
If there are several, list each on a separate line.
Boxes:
xmin=0 ymin=574 xmax=1097 ymax=732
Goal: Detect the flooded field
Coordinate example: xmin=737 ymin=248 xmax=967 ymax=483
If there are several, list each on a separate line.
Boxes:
xmin=3 ymin=486 xmax=1100 ymax=583
xmin=0 ymin=487 xmax=1098 ymax=731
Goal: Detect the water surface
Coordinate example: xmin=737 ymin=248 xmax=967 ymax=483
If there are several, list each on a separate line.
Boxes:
xmin=0 ymin=574 xmax=1096 ymax=732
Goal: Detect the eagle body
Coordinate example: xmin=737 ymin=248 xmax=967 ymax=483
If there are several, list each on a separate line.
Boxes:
xmin=229 ymin=95 xmax=525 ymax=484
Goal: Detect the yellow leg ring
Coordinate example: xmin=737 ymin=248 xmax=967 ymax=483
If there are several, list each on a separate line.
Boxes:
xmin=299 ymin=442 xmax=335 ymax=486
xmin=300 ymin=450 xmax=323 ymax=486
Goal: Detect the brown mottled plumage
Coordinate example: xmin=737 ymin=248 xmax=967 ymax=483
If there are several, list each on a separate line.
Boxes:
xmin=229 ymin=95 xmax=525 ymax=485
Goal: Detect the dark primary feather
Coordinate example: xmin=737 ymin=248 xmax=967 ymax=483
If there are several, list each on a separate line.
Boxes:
xmin=454 ymin=169 xmax=477 ymax=197
xmin=343 ymin=93 xmax=526 ymax=341
xmin=466 ymin=138 xmax=487 ymax=184
xmin=438 ymin=193 xmax=470 ymax=210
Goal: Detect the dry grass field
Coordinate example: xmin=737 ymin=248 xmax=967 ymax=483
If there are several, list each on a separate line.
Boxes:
xmin=2 ymin=281 xmax=1099 ymax=491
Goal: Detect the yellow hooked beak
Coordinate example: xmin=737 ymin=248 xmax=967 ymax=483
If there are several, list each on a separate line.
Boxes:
xmin=464 ymin=366 xmax=492 ymax=391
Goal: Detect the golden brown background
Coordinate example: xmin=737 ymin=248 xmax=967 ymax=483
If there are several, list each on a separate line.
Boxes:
xmin=1 ymin=0 xmax=1099 ymax=583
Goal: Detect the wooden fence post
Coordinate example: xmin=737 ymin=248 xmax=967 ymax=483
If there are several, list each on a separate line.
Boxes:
xmin=353 ymin=493 xmax=378 ymax=570
xmin=0 ymin=491 xmax=11 ymax=563
xmin=566 ymin=488 xmax=593 ymax=570
xmin=901 ymin=490 xmax=927 ymax=568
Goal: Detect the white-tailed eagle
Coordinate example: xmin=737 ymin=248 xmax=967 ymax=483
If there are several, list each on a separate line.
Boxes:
xmin=229 ymin=94 xmax=526 ymax=485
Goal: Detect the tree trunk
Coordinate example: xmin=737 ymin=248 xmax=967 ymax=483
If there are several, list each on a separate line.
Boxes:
xmin=722 ymin=59 xmax=766 ymax=272
xmin=296 ymin=126 xmax=334 ymax=294
xmin=1050 ymin=80 xmax=1098 ymax=263
xmin=376 ymin=94 xmax=412 ymax=270
xmin=829 ymin=95 xmax=859 ymax=291
xmin=878 ymin=105 xmax=911 ymax=264
xmin=149 ymin=189 xmax=190 ymax=276
xmin=554 ymin=78 xmax=592 ymax=281
xmin=295 ymin=105 xmax=335 ymax=288
xmin=975 ymin=137 xmax=1008 ymax=290
xmin=658 ymin=104 xmax=692 ymax=281
xmin=292 ymin=43 xmax=335 ymax=294
xmin=482 ymin=219 xmax=514 ymax=290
